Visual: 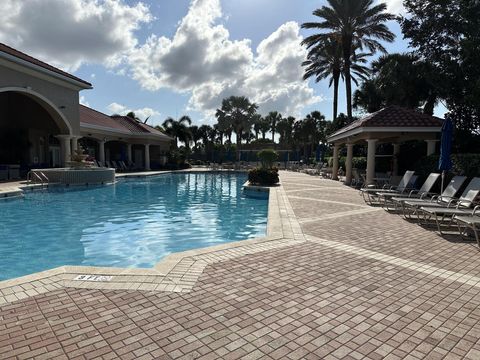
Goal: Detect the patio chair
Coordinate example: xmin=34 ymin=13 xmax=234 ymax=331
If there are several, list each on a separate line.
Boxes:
xmin=118 ymin=161 xmax=128 ymax=171
xmin=360 ymin=170 xmax=415 ymax=205
xmin=377 ymin=173 xmax=441 ymax=210
xmin=418 ymin=177 xmax=480 ymax=234
xmin=455 ymin=209 xmax=480 ymax=248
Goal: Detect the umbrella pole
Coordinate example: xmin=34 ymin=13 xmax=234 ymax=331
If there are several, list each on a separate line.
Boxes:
xmin=441 ymin=170 xmax=445 ymax=192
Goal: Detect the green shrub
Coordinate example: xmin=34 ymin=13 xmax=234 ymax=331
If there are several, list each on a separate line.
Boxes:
xmin=257 ymin=149 xmax=279 ymax=169
xmin=326 ymin=156 xmax=366 ymax=170
xmin=413 ymin=153 xmax=480 ymax=178
xmin=248 ymin=167 xmax=279 ymax=185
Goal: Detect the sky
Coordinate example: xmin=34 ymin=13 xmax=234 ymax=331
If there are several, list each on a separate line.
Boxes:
xmin=0 ymin=0 xmax=441 ymax=128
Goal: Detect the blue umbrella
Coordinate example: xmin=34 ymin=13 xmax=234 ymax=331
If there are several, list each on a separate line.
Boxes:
xmin=438 ymin=116 xmax=453 ymax=191
xmin=315 ymin=145 xmax=322 ymax=162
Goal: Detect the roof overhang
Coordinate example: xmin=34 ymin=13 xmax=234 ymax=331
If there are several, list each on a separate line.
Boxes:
xmin=0 ymin=51 xmax=92 ymax=90
xmin=327 ymin=126 xmax=442 ymax=144
xmin=80 ymin=122 xmax=173 ymax=142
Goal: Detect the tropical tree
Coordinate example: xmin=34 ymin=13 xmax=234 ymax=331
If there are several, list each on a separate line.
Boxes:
xmin=277 ymin=116 xmax=295 ymax=146
xmin=353 ymin=53 xmax=439 ymax=114
xmin=162 ymin=115 xmax=192 ymax=148
xmin=215 ymin=96 xmax=258 ymax=161
xmin=189 ymin=125 xmax=202 ymax=148
xmin=252 ymin=114 xmax=262 ymax=140
xmin=198 ymin=125 xmax=212 ymax=147
xmin=259 ymin=117 xmax=271 ymax=140
xmin=126 ymin=111 xmax=150 ymax=124
xmin=265 ymin=111 xmax=282 ymax=143
xmin=302 ymin=0 xmax=395 ymax=119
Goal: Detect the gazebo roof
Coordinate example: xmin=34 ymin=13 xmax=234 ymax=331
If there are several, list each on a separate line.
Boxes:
xmin=328 ymin=106 xmax=444 ymax=143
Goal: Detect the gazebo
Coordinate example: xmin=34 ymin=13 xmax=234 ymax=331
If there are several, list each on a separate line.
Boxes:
xmin=327 ymin=106 xmax=444 ymax=185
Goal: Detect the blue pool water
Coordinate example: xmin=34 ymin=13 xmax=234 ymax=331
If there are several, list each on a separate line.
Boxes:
xmin=0 ymin=172 xmax=268 ymax=280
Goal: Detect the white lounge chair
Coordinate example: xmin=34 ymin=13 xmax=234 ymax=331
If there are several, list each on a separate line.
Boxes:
xmin=418 ymin=177 xmax=480 ymax=234
xmin=455 ymin=210 xmax=480 ymax=248
xmin=360 ymin=170 xmax=415 ymax=205
xmin=399 ymin=176 xmax=468 ymax=219
xmin=377 ymin=173 xmax=441 ymax=210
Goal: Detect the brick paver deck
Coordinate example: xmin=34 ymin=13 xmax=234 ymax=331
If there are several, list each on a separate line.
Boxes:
xmin=1 ymin=171 xmax=480 ymax=359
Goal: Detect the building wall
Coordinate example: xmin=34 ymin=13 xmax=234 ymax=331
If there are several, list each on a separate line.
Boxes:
xmin=0 ymin=60 xmax=81 ymax=135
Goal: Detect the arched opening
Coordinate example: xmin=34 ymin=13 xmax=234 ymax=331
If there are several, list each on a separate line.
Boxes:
xmin=78 ymin=137 xmax=100 ymax=159
xmin=0 ymin=89 xmax=72 ymax=175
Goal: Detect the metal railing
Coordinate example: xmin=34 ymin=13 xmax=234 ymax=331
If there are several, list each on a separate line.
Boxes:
xmin=26 ymin=171 xmax=49 ymax=187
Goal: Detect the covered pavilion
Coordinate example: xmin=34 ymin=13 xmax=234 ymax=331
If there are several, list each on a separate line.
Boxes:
xmin=327 ymin=106 xmax=444 ymax=185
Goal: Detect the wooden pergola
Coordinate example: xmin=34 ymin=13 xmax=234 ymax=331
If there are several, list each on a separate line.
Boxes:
xmin=327 ymin=106 xmax=444 ymax=185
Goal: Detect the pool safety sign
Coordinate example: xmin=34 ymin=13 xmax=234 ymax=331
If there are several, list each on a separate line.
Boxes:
xmin=73 ymin=274 xmax=113 ymax=282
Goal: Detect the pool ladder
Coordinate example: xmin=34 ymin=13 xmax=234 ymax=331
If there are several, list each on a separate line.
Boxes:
xmin=27 ymin=171 xmax=49 ymax=188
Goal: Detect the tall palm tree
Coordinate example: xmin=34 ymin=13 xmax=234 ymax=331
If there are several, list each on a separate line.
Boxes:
xmin=277 ymin=116 xmax=295 ymax=146
xmin=302 ymin=0 xmax=395 ymax=119
xmin=265 ymin=111 xmax=282 ymax=143
xmin=252 ymin=114 xmax=262 ymax=140
xmin=303 ymin=40 xmax=370 ymax=121
xmin=259 ymin=117 xmax=271 ymax=140
xmin=215 ymin=96 xmax=258 ymax=161
xmin=189 ymin=125 xmax=201 ymax=148
xmin=162 ymin=115 xmax=192 ymax=148
xmin=198 ymin=125 xmax=212 ymax=147
xmin=302 ymin=37 xmax=343 ymax=120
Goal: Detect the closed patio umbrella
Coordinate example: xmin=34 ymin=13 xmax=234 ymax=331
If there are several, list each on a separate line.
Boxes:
xmin=438 ymin=116 xmax=453 ymax=191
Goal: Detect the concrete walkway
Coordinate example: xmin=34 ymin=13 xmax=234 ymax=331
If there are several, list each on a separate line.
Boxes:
xmin=1 ymin=171 xmax=480 ymax=359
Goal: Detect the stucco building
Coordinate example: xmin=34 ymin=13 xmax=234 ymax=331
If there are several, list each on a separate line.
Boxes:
xmin=0 ymin=43 xmax=171 ymax=179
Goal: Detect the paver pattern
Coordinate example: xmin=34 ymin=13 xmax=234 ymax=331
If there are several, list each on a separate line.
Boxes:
xmin=1 ymin=171 xmax=480 ymax=359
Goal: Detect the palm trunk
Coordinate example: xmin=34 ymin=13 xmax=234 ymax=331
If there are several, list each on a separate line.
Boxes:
xmin=236 ymin=130 xmax=242 ymax=162
xmin=271 ymin=127 xmax=275 ymax=142
xmin=333 ymin=74 xmax=339 ymax=121
xmin=343 ymin=47 xmax=353 ymax=119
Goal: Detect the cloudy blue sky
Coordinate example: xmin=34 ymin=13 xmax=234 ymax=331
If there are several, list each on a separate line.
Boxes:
xmin=1 ymin=0 xmax=432 ymax=127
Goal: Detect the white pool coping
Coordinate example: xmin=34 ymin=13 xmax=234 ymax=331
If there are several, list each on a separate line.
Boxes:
xmin=0 ymin=170 xmax=305 ymax=305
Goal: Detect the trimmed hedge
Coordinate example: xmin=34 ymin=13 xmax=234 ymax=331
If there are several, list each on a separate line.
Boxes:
xmin=413 ymin=154 xmax=480 ymax=178
xmin=248 ymin=167 xmax=279 ymax=185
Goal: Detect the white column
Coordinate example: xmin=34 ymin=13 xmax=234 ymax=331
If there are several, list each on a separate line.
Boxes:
xmin=426 ymin=140 xmax=438 ymax=156
xmin=332 ymin=144 xmax=340 ymax=181
xmin=144 ymin=144 xmax=151 ymax=171
xmin=366 ymin=139 xmax=378 ymax=186
xmin=56 ymin=135 xmax=71 ymax=166
xmin=71 ymin=136 xmax=79 ymax=153
xmin=393 ymin=143 xmax=400 ymax=176
xmin=98 ymin=139 xmax=106 ymax=164
xmin=345 ymin=143 xmax=354 ymax=185
xmin=126 ymin=144 xmax=132 ymax=164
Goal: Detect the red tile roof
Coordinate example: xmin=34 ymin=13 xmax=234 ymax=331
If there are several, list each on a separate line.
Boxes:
xmin=80 ymin=105 xmax=169 ymax=139
xmin=330 ymin=106 xmax=444 ymax=138
xmin=0 ymin=42 xmax=91 ymax=87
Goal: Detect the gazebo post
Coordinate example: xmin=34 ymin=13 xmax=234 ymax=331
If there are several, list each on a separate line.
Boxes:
xmin=345 ymin=143 xmax=354 ymax=185
xmin=366 ymin=139 xmax=378 ymax=185
xmin=332 ymin=144 xmax=340 ymax=180
xmin=393 ymin=143 xmax=400 ymax=176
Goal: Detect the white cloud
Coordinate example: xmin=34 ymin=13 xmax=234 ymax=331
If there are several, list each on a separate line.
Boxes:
xmin=0 ymin=0 xmax=152 ymax=71
xmin=127 ymin=0 xmax=322 ymax=118
xmin=106 ymin=102 xmax=161 ymax=124
xmin=79 ymin=96 xmax=90 ymax=107
xmin=384 ymin=0 xmax=405 ymax=15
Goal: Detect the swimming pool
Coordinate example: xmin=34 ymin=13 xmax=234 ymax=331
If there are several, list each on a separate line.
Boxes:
xmin=0 ymin=172 xmax=268 ymax=280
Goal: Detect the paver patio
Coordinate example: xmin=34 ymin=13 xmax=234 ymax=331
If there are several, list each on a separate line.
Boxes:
xmin=1 ymin=171 xmax=480 ymax=359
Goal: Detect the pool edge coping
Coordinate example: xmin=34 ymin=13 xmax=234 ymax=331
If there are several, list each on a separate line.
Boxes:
xmin=0 ymin=171 xmax=306 ymax=305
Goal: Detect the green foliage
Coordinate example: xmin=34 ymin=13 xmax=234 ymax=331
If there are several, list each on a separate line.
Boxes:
xmin=400 ymin=0 xmax=480 ymax=134
xmin=257 ymin=149 xmax=279 ymax=169
xmin=413 ymin=154 xmax=480 ymax=178
xmin=353 ymin=53 xmax=438 ymax=114
xmin=162 ymin=116 xmax=192 ymax=148
xmin=248 ymin=168 xmax=279 ymax=185
xmin=326 ymin=156 xmax=366 ymax=170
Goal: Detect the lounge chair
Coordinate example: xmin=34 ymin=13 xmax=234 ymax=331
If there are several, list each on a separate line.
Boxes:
xmin=399 ymin=176 xmax=468 ymax=219
xmin=455 ymin=209 xmax=480 ymax=247
xmin=377 ymin=173 xmax=440 ymax=210
xmin=418 ymin=177 xmax=480 ymax=234
xmin=360 ymin=170 xmax=415 ymax=205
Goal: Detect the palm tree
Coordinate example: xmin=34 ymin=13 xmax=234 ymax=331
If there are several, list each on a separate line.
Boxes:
xmin=303 ymin=40 xmax=371 ymax=120
xmin=252 ymin=114 xmax=262 ymax=140
xmin=126 ymin=111 xmax=150 ymax=124
xmin=189 ymin=125 xmax=202 ymax=148
xmin=265 ymin=111 xmax=282 ymax=143
xmin=302 ymin=0 xmax=395 ymax=119
xmin=198 ymin=125 xmax=212 ymax=147
xmin=277 ymin=116 xmax=295 ymax=146
xmin=162 ymin=115 xmax=192 ymax=148
xmin=215 ymin=96 xmax=258 ymax=161
xmin=302 ymin=37 xmax=343 ymax=121
xmin=259 ymin=117 xmax=271 ymax=140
